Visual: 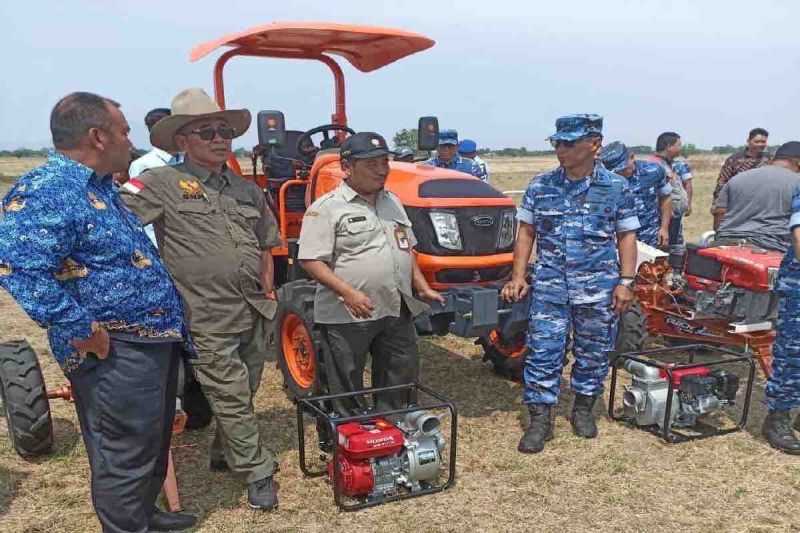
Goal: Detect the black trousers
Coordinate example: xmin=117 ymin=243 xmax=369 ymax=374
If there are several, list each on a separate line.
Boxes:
xmin=69 ymin=339 xmax=179 ymax=533
xmin=319 ymin=307 xmax=418 ymax=416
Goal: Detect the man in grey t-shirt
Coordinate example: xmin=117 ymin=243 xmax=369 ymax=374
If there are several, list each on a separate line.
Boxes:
xmin=714 ymin=142 xmax=800 ymax=252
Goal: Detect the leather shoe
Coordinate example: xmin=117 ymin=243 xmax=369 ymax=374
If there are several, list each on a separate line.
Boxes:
xmin=248 ymin=476 xmax=278 ymax=511
xmin=149 ymin=510 xmax=197 ymax=531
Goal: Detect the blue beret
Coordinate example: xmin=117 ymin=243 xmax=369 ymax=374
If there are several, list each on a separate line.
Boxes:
xmin=458 ymin=139 xmax=477 ymax=154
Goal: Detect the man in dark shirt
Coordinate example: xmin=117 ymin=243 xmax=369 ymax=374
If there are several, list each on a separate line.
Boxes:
xmin=714 ymin=142 xmax=800 ymax=252
xmin=712 ymin=127 xmax=770 ymax=210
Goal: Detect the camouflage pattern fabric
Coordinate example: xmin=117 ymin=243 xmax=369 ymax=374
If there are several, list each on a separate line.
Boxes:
xmin=671 ymin=157 xmax=694 ymax=183
xmin=768 ymin=187 xmax=800 ymax=410
xmin=523 ymin=297 xmax=617 ymax=404
xmin=424 ymin=153 xmax=483 ymax=177
xmin=0 ymin=152 xmax=185 ymax=375
xmin=629 ymin=160 xmax=671 ymax=247
xmin=516 ymin=162 xmax=639 ymax=405
xmin=516 ymin=163 xmax=640 ymax=304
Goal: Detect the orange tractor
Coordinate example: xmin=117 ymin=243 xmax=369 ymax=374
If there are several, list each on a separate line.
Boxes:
xmin=188 ymin=22 xmax=525 ymax=397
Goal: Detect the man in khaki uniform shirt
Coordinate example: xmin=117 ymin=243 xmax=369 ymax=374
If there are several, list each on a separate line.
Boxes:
xmin=298 ymin=132 xmax=444 ymax=418
xmin=120 ymin=88 xmax=279 ymax=511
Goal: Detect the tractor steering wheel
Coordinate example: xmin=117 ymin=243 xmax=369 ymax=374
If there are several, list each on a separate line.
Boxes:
xmin=296 ymin=124 xmax=356 ymax=162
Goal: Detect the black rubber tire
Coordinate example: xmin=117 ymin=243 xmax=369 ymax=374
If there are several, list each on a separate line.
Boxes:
xmin=614 ymin=301 xmax=647 ymax=361
xmin=0 ymin=340 xmax=53 ymax=457
xmin=276 ymin=281 xmax=318 ymax=402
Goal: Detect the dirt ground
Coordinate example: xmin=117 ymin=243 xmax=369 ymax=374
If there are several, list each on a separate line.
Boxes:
xmin=1 ymin=155 xmax=799 ymax=533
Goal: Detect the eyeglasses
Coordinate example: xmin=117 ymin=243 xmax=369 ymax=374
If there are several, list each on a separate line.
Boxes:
xmin=186 ymin=126 xmax=236 ymax=141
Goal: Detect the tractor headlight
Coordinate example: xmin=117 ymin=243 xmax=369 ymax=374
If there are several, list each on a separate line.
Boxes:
xmin=429 ymin=211 xmax=463 ymax=250
xmin=497 ymin=209 xmax=516 ymax=249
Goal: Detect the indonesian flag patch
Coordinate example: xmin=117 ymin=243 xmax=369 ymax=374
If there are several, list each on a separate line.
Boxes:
xmin=122 ymin=178 xmax=145 ymax=194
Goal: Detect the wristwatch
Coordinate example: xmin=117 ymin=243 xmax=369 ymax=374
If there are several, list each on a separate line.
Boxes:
xmin=618 ymin=277 xmax=635 ymax=289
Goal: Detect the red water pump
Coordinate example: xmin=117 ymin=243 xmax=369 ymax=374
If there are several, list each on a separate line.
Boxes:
xmin=327 ymin=413 xmax=445 ymax=499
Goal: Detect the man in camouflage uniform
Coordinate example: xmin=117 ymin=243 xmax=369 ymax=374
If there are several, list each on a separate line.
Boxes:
xmin=120 ymin=88 xmax=280 ymax=510
xmin=760 ymin=142 xmax=800 ymax=454
xmin=648 ymin=132 xmax=692 ymax=267
xmin=600 ymin=141 xmax=672 ymax=248
xmin=458 ymin=138 xmax=490 ymax=183
xmin=502 ymin=115 xmax=639 ymax=454
xmin=425 ymin=129 xmax=483 ymax=177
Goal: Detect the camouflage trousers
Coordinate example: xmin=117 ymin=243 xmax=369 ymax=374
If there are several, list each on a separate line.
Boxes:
xmin=637 ymin=224 xmax=659 ymax=248
xmin=523 ymin=297 xmax=618 ymax=405
xmin=766 ymin=294 xmax=800 ymax=411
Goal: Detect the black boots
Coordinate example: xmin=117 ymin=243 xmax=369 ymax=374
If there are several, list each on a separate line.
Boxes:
xmin=518 ymin=404 xmax=554 ymax=454
xmin=763 ymin=410 xmax=800 ymax=455
xmin=570 ymin=394 xmax=599 ymax=439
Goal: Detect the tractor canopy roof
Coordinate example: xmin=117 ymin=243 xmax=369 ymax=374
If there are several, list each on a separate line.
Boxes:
xmin=190 ymin=21 xmax=435 ymax=72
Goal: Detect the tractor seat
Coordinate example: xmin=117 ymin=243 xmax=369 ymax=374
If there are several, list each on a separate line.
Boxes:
xmin=267 ymin=130 xmax=305 ymax=180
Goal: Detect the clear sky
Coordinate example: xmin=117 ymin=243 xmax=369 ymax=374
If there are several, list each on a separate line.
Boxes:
xmin=1 ymin=0 xmax=797 ymax=151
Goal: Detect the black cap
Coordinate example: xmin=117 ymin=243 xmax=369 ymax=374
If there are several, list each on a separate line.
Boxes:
xmin=774 ymin=141 xmax=800 ymax=160
xmin=340 ymin=132 xmax=395 ymax=160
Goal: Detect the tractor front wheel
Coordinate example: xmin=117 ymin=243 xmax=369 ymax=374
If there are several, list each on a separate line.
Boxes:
xmin=0 ymin=340 xmax=53 ymax=457
xmin=614 ymin=301 xmax=647 ymax=360
xmin=276 ymin=284 xmax=318 ymax=401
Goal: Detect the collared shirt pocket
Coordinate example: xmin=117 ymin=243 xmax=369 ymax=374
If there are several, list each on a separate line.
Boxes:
xmin=583 ymin=201 xmax=614 ymax=239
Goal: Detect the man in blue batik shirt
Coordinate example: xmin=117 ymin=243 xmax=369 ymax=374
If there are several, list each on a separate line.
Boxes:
xmin=600 ymin=141 xmax=672 ymax=248
xmin=425 ymin=129 xmax=483 ymax=177
xmin=502 ymin=114 xmax=639 ymax=454
xmin=0 ymin=92 xmax=196 ymax=533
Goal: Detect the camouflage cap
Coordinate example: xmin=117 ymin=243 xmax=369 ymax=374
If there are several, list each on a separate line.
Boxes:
xmin=599 ymin=141 xmax=630 ymax=173
xmin=548 ymin=114 xmax=603 ymax=142
xmin=438 ymin=129 xmax=459 ymax=146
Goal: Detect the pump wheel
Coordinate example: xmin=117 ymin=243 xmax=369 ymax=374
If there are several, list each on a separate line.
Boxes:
xmin=614 ymin=301 xmax=647 ymax=361
xmin=0 ymin=340 xmax=53 ymax=457
xmin=276 ymin=282 xmax=318 ymax=401
xmin=478 ymin=330 xmax=527 ymax=380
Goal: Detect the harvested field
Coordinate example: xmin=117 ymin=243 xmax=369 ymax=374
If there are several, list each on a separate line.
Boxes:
xmin=1 ymin=154 xmax=798 ymax=533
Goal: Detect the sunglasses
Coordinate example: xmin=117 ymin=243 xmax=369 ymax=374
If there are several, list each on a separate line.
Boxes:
xmin=186 ymin=126 xmax=236 ymax=141
xmin=550 ymin=139 xmax=583 ymax=149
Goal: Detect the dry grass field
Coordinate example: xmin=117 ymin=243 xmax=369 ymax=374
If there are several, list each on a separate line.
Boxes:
xmin=2 ymin=154 xmax=799 ymax=533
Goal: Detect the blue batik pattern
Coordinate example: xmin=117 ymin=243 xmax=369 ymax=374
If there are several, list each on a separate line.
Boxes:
xmin=0 ymin=152 xmax=185 ymax=375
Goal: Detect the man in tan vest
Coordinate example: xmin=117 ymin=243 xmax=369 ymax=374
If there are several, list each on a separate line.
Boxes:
xmin=120 ymin=88 xmax=279 ymax=510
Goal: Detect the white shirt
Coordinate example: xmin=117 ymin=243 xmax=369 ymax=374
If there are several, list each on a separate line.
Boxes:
xmin=128 ymin=148 xmax=180 ymax=246
xmin=129 ymin=148 xmax=176 ymax=177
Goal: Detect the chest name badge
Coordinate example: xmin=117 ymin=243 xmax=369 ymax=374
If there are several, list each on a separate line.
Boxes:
xmin=395 ymin=227 xmax=410 ymax=251
xmin=179 ymin=180 xmax=205 ymax=200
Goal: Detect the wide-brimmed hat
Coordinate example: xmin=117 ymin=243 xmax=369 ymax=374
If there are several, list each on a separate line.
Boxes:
xmin=150 ymin=88 xmax=251 ymax=152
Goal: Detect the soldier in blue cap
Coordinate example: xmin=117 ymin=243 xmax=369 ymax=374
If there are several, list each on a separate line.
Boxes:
xmin=458 ymin=139 xmax=490 ymax=183
xmin=760 ymin=142 xmax=800 ymax=454
xmin=502 ymin=114 xmax=640 ymax=454
xmin=425 ymin=129 xmax=482 ymax=177
xmin=600 ymin=141 xmax=672 ymax=248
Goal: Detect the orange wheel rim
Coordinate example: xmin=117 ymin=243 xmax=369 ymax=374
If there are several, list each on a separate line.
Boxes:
xmin=488 ymin=329 xmax=526 ymax=359
xmin=281 ymin=313 xmax=316 ymax=388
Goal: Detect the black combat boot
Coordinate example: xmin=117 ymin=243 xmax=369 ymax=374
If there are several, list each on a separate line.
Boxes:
xmin=763 ymin=410 xmax=800 ymax=455
xmin=570 ymin=393 xmax=599 ymax=438
xmin=149 ymin=510 xmax=197 ymax=531
xmin=518 ymin=404 xmax=554 ymax=454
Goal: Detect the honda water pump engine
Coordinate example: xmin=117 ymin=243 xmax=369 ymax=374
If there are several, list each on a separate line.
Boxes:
xmin=622 ymin=360 xmax=740 ymax=428
xmin=327 ymin=411 xmax=446 ymax=499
